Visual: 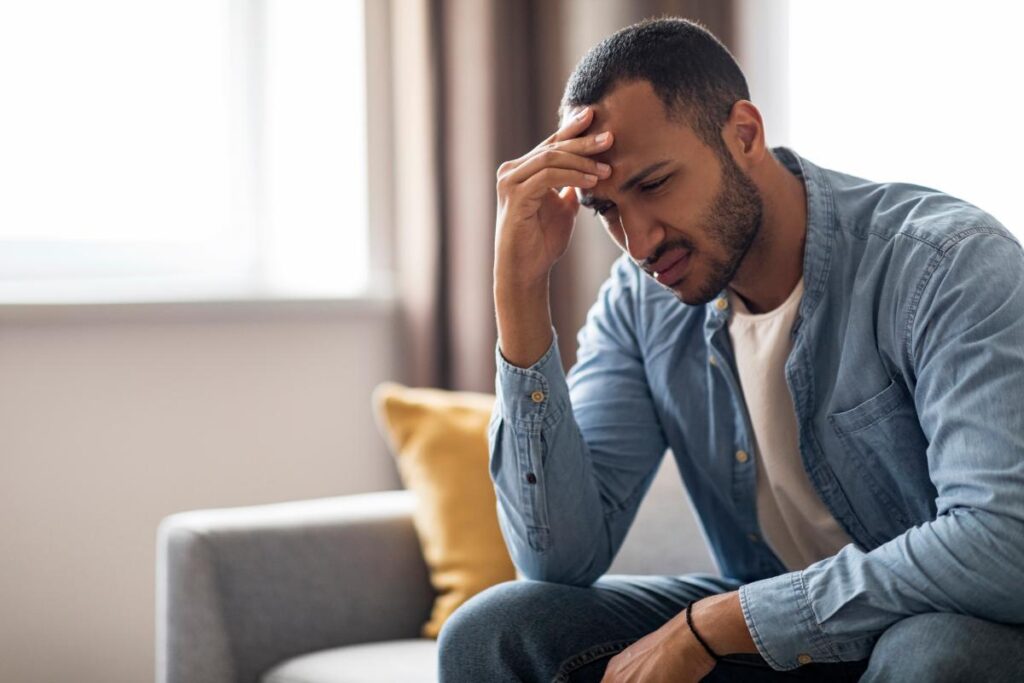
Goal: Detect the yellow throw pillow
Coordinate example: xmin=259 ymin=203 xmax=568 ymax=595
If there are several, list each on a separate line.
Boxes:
xmin=371 ymin=382 xmax=517 ymax=639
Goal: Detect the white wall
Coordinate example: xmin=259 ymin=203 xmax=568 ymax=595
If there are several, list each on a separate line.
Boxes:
xmin=0 ymin=300 xmax=402 ymax=683
xmin=733 ymin=0 xmax=790 ymax=148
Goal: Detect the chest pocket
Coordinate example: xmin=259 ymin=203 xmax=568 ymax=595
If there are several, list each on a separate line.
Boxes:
xmin=826 ymin=377 xmax=934 ymax=539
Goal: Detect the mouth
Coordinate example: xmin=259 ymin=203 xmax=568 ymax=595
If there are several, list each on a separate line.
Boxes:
xmin=653 ymin=251 xmax=691 ymax=286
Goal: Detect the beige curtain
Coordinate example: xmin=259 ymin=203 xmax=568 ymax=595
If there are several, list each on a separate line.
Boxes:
xmin=390 ymin=0 xmax=736 ymax=392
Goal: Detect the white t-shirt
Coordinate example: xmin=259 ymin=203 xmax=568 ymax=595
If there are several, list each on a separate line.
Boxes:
xmin=726 ymin=276 xmax=854 ymax=571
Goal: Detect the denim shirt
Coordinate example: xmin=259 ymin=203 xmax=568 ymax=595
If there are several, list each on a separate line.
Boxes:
xmin=488 ymin=146 xmax=1024 ymax=671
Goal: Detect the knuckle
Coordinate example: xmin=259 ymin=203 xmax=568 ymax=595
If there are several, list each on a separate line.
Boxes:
xmin=538 ymin=148 xmax=558 ymax=164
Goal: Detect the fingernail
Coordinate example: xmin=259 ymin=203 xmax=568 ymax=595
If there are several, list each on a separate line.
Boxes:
xmin=583 ymin=173 xmax=597 ymax=183
xmin=595 ymin=132 xmax=610 ymax=143
xmin=596 ymin=162 xmax=611 ymax=175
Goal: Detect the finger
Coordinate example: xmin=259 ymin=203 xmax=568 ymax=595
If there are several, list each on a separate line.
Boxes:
xmin=557 ymin=184 xmax=580 ymax=214
xmin=499 ymin=132 xmax=610 ymax=185
xmin=505 ymin=148 xmax=611 ymax=185
xmin=544 ymin=105 xmax=594 ymax=145
xmin=499 ymin=128 xmax=613 ymax=180
xmin=551 ymin=129 xmax=614 ymax=157
xmin=518 ymin=167 xmax=597 ymax=197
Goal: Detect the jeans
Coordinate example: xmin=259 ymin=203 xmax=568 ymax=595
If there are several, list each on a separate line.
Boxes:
xmin=437 ymin=574 xmax=1024 ymax=682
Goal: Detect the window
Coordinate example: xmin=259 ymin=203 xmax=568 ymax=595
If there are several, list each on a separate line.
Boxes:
xmin=786 ymin=1 xmax=1022 ymax=240
xmin=0 ymin=0 xmax=372 ymax=303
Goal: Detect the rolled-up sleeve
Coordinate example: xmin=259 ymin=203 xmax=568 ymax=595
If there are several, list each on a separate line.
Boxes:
xmin=739 ymin=229 xmax=1024 ymax=670
xmin=488 ymin=255 xmax=668 ymax=586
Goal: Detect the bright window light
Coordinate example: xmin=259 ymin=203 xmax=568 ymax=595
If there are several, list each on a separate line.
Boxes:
xmin=787 ymin=1 xmax=1023 ymax=241
xmin=263 ymin=0 xmax=368 ymax=297
xmin=0 ymin=0 xmax=369 ymax=303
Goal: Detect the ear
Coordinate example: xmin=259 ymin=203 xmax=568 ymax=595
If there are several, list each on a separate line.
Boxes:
xmin=723 ymin=100 xmax=766 ymax=168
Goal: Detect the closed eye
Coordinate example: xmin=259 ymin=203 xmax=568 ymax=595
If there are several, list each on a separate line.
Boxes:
xmin=639 ymin=176 xmax=669 ymax=192
xmin=589 ymin=175 xmax=670 ymax=217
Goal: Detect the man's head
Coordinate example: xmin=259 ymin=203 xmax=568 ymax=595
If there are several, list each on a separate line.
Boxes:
xmin=560 ymin=17 xmax=767 ymax=306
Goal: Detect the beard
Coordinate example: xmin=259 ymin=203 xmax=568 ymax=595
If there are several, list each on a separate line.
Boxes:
xmin=669 ymin=148 xmax=764 ymax=306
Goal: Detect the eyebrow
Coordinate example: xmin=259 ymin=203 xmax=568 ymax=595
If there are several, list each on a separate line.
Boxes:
xmin=578 ymin=159 xmax=672 ymax=208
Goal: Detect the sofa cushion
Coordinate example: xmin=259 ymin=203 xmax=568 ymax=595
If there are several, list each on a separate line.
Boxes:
xmin=261 ymin=639 xmax=438 ymax=683
xmin=371 ymin=383 xmax=516 ymax=639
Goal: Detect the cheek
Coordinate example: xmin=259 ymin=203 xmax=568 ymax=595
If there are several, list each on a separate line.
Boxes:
xmin=657 ymin=180 xmax=710 ymax=223
xmin=655 ymin=192 xmax=693 ymax=225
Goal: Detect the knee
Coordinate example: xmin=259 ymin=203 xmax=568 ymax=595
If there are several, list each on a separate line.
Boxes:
xmin=439 ymin=580 xmax=523 ymax=649
xmin=440 ymin=579 xmax=554 ymax=641
xmin=437 ymin=580 xmax=562 ymax=680
xmin=861 ymin=613 xmax=976 ymax=683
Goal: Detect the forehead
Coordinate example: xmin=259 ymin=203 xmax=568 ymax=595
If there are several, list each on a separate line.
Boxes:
xmin=564 ymin=80 xmax=699 ymax=166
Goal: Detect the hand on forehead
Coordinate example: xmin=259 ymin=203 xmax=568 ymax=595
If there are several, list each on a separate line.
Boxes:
xmin=563 ymin=103 xmax=612 ymax=138
xmin=562 ymin=82 xmax=669 ymax=164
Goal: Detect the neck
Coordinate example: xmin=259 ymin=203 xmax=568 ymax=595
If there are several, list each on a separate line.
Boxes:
xmin=728 ymin=152 xmax=807 ymax=314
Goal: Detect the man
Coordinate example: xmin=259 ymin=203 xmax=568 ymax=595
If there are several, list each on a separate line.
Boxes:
xmin=438 ymin=16 xmax=1024 ymax=683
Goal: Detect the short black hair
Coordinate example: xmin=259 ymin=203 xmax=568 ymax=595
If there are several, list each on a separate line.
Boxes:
xmin=560 ymin=17 xmax=750 ymax=156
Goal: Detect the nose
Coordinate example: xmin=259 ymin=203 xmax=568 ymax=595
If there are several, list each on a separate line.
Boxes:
xmin=617 ymin=206 xmax=665 ymax=264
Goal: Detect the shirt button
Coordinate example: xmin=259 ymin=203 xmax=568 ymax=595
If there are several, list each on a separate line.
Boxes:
xmin=714 ymin=298 xmax=729 ymax=311
xmin=530 ymin=390 xmax=545 ymax=403
xmin=797 ymin=654 xmax=813 ymax=665
xmin=708 ymin=354 xmax=717 ymax=366
xmin=525 ymin=472 xmax=537 ymax=484
xmin=735 ymin=449 xmax=749 ymax=463
xmin=748 ymin=533 xmax=760 ymax=543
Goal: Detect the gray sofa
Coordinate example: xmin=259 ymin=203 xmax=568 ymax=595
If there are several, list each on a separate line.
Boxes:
xmin=156 ymin=453 xmax=717 ymax=683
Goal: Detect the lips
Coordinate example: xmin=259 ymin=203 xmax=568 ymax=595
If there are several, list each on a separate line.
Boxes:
xmin=652 ymin=250 xmax=691 ymax=286
xmin=648 ymin=249 xmax=688 ymax=274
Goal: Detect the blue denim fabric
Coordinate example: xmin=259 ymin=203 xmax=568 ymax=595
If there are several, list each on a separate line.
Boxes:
xmin=488 ymin=146 xmax=1024 ymax=671
xmin=437 ymin=575 xmax=1024 ymax=681
xmin=438 ymin=575 xmax=872 ymax=682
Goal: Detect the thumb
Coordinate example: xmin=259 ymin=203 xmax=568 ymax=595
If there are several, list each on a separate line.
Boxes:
xmin=557 ymin=185 xmax=580 ymax=214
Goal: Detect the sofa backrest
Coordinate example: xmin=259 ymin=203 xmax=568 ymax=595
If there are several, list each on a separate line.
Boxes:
xmin=607 ymin=450 xmax=717 ymax=576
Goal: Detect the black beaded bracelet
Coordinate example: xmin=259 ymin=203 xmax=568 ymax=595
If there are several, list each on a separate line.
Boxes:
xmin=685 ymin=599 xmax=722 ymax=663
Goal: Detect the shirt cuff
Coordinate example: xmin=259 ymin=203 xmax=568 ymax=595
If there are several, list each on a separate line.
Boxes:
xmin=738 ymin=570 xmax=839 ymax=671
xmin=494 ymin=328 xmax=569 ymax=431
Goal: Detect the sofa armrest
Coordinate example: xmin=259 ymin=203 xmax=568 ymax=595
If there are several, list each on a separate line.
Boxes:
xmin=156 ymin=489 xmax=435 ymax=683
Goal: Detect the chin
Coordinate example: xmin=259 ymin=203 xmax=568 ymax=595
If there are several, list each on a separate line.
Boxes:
xmin=672 ymin=289 xmax=703 ymax=306
xmin=668 ymin=276 xmax=719 ymax=307
xmin=666 ymin=280 xmax=698 ymax=305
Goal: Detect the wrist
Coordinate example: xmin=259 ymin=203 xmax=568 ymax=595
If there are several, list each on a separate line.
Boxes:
xmin=494 ymin=271 xmax=554 ymax=369
xmin=689 ymin=591 xmax=759 ymax=656
xmin=681 ymin=628 xmax=718 ymax=672
xmin=494 ymin=267 xmax=550 ymax=299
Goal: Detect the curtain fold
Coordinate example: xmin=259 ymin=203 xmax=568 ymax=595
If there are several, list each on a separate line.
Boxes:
xmin=391 ymin=0 xmax=736 ymax=391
